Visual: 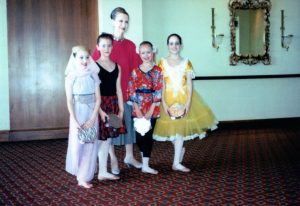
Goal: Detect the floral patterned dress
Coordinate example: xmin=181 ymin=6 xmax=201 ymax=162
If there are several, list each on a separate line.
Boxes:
xmin=127 ymin=66 xmax=163 ymax=118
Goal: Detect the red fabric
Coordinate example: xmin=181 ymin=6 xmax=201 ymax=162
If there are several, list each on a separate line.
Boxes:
xmin=99 ymin=95 xmax=126 ymax=140
xmin=92 ymin=39 xmax=142 ymax=100
xmin=127 ymin=66 xmax=163 ymax=118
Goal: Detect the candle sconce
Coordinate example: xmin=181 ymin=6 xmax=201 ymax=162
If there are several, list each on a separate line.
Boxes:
xmin=281 ymin=10 xmax=293 ymax=51
xmin=211 ymin=8 xmax=224 ymax=51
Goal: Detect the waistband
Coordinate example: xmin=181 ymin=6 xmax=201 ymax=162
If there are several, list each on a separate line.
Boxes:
xmin=135 ymin=89 xmax=154 ymax=93
xmin=73 ymin=93 xmax=95 ymax=104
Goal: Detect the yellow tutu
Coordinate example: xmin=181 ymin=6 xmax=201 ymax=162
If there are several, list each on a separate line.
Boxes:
xmin=153 ymin=91 xmax=218 ymax=141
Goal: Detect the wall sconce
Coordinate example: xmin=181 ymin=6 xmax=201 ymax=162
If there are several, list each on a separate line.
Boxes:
xmin=281 ymin=10 xmax=294 ymax=51
xmin=211 ymin=8 xmax=224 ymax=51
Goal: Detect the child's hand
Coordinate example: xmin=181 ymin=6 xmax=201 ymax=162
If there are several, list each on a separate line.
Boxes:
xmin=83 ymin=115 xmax=97 ymax=128
xmin=144 ymin=111 xmax=153 ymax=120
xmin=184 ymin=102 xmax=191 ymax=116
xmin=118 ymin=110 xmax=124 ymax=120
xmin=99 ymin=110 xmax=109 ymax=122
xmin=164 ymin=107 xmax=170 ymax=116
xmin=134 ymin=104 xmax=143 ymax=118
xmin=72 ymin=117 xmax=82 ymax=129
xmin=135 ymin=109 xmax=144 ymax=119
xmin=144 ymin=105 xmax=154 ymax=120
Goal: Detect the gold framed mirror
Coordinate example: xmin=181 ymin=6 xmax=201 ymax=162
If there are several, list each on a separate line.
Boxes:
xmin=229 ymin=0 xmax=271 ymax=65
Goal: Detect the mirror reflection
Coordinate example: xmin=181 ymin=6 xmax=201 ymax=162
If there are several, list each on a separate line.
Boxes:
xmin=235 ymin=9 xmax=265 ymax=56
xmin=229 ymin=0 xmax=271 ymax=65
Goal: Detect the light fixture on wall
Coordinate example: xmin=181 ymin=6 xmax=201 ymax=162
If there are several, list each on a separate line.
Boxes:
xmin=281 ymin=10 xmax=293 ymax=51
xmin=211 ymin=8 xmax=224 ymax=51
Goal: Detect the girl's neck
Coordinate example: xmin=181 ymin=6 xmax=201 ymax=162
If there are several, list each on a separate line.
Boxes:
xmin=113 ymin=32 xmax=124 ymax=41
xmin=140 ymin=62 xmax=154 ymax=72
xmin=168 ymin=53 xmax=181 ymax=60
xmin=99 ymin=56 xmax=111 ymax=63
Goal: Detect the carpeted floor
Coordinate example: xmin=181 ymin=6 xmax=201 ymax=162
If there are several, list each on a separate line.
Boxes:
xmin=1 ymin=124 xmax=300 ymax=205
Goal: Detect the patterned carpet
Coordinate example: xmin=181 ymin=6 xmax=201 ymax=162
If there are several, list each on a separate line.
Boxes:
xmin=1 ymin=124 xmax=300 ymax=205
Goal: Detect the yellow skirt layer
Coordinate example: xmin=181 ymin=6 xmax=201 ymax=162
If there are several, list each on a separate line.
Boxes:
xmin=153 ymin=91 xmax=218 ymax=141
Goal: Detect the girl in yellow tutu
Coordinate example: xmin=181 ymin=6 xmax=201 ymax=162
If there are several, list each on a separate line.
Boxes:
xmin=153 ymin=34 xmax=218 ymax=172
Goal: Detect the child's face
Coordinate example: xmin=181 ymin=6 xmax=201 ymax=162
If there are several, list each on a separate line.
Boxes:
xmin=167 ymin=36 xmax=181 ymax=55
xmin=74 ymin=50 xmax=90 ymax=70
xmin=112 ymin=13 xmax=129 ymax=35
xmin=139 ymin=44 xmax=153 ymax=64
xmin=97 ymin=38 xmax=113 ymax=57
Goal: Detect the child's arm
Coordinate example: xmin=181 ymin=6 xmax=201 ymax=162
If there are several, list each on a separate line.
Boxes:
xmin=161 ymin=80 xmax=170 ymax=116
xmin=185 ymin=71 xmax=193 ymax=115
xmin=65 ymin=78 xmax=81 ymax=129
xmin=83 ymin=86 xmax=101 ymax=128
xmin=144 ymin=103 xmax=156 ymax=120
xmin=133 ymin=102 xmax=144 ymax=118
xmin=116 ymin=65 xmax=124 ymax=119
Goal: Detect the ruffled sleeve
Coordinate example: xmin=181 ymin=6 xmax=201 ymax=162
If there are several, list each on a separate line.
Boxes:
xmin=65 ymin=72 xmax=76 ymax=89
xmin=127 ymin=68 xmax=138 ymax=104
xmin=157 ymin=59 xmax=166 ymax=77
xmin=151 ymin=66 xmax=163 ymax=103
xmin=186 ymin=59 xmax=195 ymax=79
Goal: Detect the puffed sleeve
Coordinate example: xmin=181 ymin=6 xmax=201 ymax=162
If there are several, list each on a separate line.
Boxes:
xmin=65 ymin=72 xmax=76 ymax=88
xmin=127 ymin=68 xmax=138 ymax=104
xmin=151 ymin=66 xmax=163 ymax=103
xmin=157 ymin=59 xmax=166 ymax=78
xmin=186 ymin=60 xmax=195 ymax=79
xmin=91 ymin=72 xmax=101 ymax=87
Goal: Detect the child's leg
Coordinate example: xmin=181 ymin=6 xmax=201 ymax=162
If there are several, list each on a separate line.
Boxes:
xmin=109 ymin=145 xmax=120 ymax=175
xmin=172 ymin=137 xmax=190 ymax=172
xmin=98 ymin=139 xmax=119 ymax=180
xmin=139 ymin=119 xmax=158 ymax=174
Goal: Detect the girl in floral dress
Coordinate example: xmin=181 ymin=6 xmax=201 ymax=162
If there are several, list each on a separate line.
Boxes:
xmin=153 ymin=34 xmax=218 ymax=172
xmin=127 ymin=41 xmax=163 ymax=174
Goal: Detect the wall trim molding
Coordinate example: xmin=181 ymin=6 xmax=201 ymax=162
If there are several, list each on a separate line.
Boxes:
xmin=194 ymin=74 xmax=300 ymax=80
xmin=218 ymin=117 xmax=300 ymax=129
xmin=0 ymin=127 xmax=68 ymax=142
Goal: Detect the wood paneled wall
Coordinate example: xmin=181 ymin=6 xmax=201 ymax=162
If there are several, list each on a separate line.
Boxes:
xmin=7 ymin=0 xmax=98 ymax=141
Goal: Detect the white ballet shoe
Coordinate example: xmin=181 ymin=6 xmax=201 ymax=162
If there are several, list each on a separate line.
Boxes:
xmin=78 ymin=181 xmax=93 ymax=188
xmin=110 ymin=158 xmax=120 ymax=175
xmin=124 ymin=157 xmax=142 ymax=169
xmin=142 ymin=166 xmax=158 ymax=175
xmin=172 ymin=164 xmax=190 ymax=173
xmin=98 ymin=172 xmax=120 ymax=181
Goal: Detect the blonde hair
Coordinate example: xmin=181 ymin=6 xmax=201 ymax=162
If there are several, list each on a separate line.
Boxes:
xmin=72 ymin=46 xmax=88 ymax=57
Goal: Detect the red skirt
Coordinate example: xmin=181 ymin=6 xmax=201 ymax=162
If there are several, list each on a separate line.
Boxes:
xmin=99 ymin=95 xmax=126 ymax=140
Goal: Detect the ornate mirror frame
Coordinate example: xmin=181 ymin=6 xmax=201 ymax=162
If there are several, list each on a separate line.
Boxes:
xmin=229 ymin=0 xmax=272 ymax=65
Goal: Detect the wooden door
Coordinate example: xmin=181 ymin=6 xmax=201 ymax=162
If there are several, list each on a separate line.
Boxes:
xmin=7 ymin=0 xmax=98 ymax=141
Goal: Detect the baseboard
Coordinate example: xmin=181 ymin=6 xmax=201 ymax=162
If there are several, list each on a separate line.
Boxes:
xmin=218 ymin=117 xmax=300 ymax=130
xmin=0 ymin=127 xmax=69 ymax=142
xmin=0 ymin=131 xmax=9 ymax=142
